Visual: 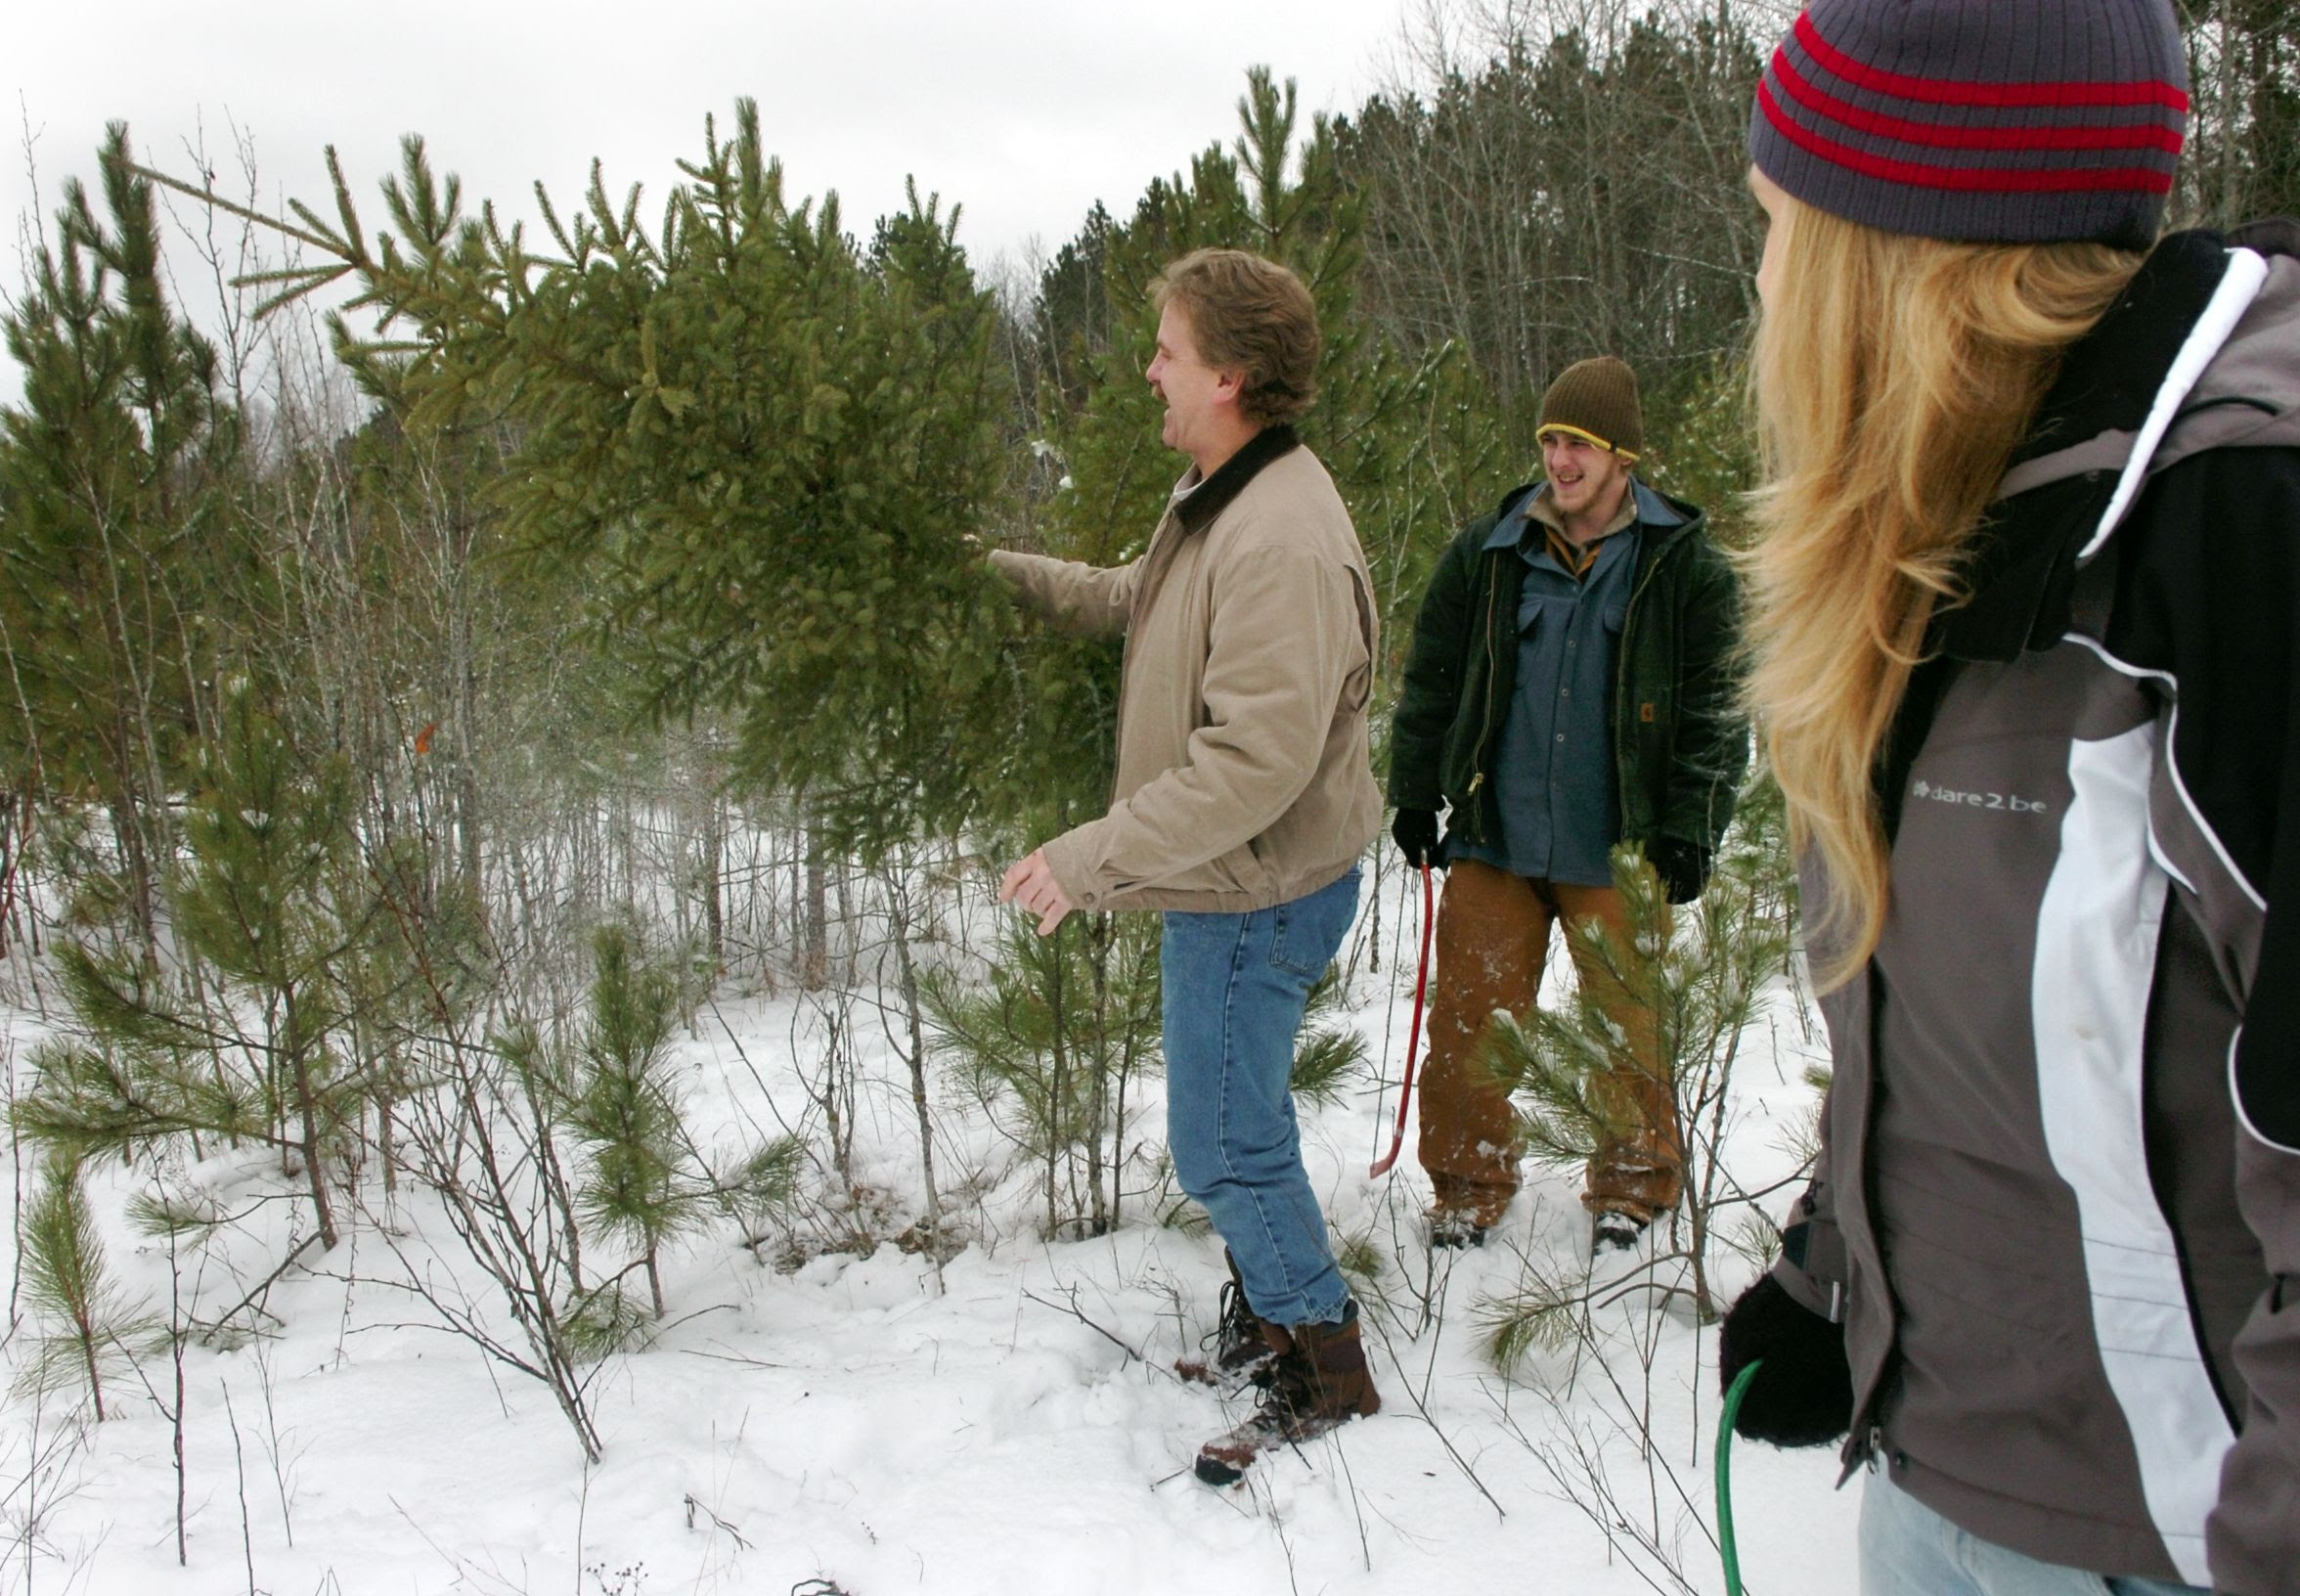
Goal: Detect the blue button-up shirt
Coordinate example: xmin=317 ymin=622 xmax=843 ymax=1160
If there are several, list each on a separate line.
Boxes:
xmin=1451 ymin=484 xmax=1643 ymax=886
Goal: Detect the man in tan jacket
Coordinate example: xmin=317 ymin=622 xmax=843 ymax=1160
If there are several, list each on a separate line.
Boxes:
xmin=990 ymin=248 xmax=1383 ymax=1485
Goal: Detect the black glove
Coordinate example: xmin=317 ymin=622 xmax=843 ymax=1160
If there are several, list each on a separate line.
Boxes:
xmin=1391 ymin=808 xmax=1440 ymax=868
xmin=1648 ymin=837 xmax=1710 ymax=906
xmin=1717 ymin=1273 xmax=1854 ymax=1448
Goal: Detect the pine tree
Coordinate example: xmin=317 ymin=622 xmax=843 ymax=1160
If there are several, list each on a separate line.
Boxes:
xmin=564 ymin=924 xmax=702 ymax=1321
xmin=1477 ymin=772 xmax=1796 ymax=1355
xmin=544 ymin=922 xmax=799 ymax=1336
xmin=14 ymin=686 xmax=366 ymax=1249
xmin=130 ymin=103 xmax=1018 ymax=864
xmin=176 ymin=687 xmax=362 ymax=1247
xmin=0 ymin=125 xmax=255 ymax=951
xmin=927 ymin=70 xmax=1476 ymax=1238
xmin=14 ymin=1159 xmax=154 ymax=1418
xmin=1288 ymin=965 xmax=1374 ymax=1110
xmin=923 ymin=912 xmax=1163 ymax=1238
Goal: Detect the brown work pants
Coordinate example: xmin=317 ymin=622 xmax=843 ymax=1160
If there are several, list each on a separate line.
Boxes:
xmin=1415 ymin=858 xmax=1682 ymax=1227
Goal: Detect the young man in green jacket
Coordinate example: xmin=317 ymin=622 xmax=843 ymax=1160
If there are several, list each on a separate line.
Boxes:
xmin=1388 ymin=357 xmax=1746 ymax=1255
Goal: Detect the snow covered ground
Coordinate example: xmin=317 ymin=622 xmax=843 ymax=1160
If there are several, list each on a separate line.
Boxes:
xmin=0 ymin=872 xmax=1858 ymax=1596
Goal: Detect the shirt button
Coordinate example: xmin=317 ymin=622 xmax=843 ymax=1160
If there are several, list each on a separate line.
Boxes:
xmin=1555 ymin=733 xmax=1566 ymax=743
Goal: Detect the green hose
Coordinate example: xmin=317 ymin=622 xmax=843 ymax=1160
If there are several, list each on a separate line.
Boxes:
xmin=1717 ymin=1359 xmax=1763 ymax=1596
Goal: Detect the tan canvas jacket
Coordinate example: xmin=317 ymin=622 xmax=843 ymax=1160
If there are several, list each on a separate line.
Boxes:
xmin=990 ymin=425 xmax=1381 ymax=914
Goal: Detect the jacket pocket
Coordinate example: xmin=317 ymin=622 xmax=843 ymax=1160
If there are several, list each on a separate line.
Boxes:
xmin=1613 ymin=603 xmax=1667 ymax=732
xmin=1203 ymin=839 xmax=1277 ymax=902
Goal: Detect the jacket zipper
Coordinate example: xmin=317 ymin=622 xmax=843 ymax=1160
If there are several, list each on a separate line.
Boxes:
xmin=1835 ymin=963 xmax=1894 ymax=1487
xmin=1613 ymin=521 xmax=1690 ymax=830
xmin=1464 ymin=555 xmax=1504 ymax=833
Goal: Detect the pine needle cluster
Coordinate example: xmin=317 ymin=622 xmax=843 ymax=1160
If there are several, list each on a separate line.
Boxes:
xmin=13 ymin=687 xmax=375 ymax=1248
xmin=13 ymin=1160 xmax=157 ymax=1417
xmin=566 ymin=925 xmax=706 ymax=1319
xmin=1288 ymin=965 xmax=1372 ymax=1109
xmin=526 ymin=923 xmax=800 ymax=1336
xmin=923 ymin=910 xmax=1162 ymax=1238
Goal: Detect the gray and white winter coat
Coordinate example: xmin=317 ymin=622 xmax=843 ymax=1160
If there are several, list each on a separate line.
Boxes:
xmin=1776 ymin=225 xmax=2300 ymax=1595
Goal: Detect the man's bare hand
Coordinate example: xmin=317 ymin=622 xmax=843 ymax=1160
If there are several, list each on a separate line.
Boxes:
xmin=998 ymin=848 xmax=1075 ymax=937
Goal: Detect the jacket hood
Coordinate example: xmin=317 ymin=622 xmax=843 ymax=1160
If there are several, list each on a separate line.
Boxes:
xmin=1485 ymin=477 xmax=1703 ymax=549
xmin=1934 ymin=226 xmax=2300 ymax=666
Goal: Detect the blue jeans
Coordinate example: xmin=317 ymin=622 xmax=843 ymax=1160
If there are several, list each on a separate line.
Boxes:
xmin=1861 ymin=1473 xmax=2210 ymax=1596
xmin=1162 ymin=866 xmax=1359 ymax=1328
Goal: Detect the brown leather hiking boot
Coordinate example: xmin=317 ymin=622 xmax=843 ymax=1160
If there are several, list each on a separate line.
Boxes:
xmin=1175 ymin=1253 xmax=1280 ymax=1390
xmin=1194 ymin=1304 xmax=1382 ymax=1485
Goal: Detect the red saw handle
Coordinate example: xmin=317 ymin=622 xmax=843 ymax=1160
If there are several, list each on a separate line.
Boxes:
xmin=1368 ymin=862 xmax=1436 ymax=1178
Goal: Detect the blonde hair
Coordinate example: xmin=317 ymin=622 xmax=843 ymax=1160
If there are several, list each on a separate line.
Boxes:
xmin=1151 ymin=249 xmax=1320 ymax=426
xmin=1742 ymin=192 xmax=2142 ymax=988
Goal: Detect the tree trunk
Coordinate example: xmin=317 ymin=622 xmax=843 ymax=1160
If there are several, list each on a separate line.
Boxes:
xmin=803 ymin=831 xmax=829 ymax=992
xmin=889 ymin=891 xmax=945 ymax=1273
xmin=77 ymin=1308 xmax=107 ymax=1421
xmin=109 ymin=795 xmax=159 ymax=964
xmin=283 ymin=990 xmax=340 ymax=1251
xmin=703 ymin=791 xmax=725 ymax=968
xmin=1044 ymin=950 xmax=1068 ymax=1236
xmin=1084 ymin=921 xmax=1111 ymax=1238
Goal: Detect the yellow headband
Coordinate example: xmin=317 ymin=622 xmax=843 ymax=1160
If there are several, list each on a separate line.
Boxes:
xmin=1535 ymin=422 xmax=1639 ymax=464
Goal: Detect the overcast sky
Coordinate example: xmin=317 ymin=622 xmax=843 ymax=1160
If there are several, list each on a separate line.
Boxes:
xmin=4 ymin=0 xmax=1429 ymax=407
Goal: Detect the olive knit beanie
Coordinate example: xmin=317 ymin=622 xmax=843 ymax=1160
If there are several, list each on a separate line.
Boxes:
xmin=1748 ymin=0 xmax=2189 ymax=248
xmin=1537 ymin=357 xmax=1643 ymax=461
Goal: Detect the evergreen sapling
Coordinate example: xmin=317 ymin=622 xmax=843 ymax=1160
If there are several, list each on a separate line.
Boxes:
xmin=14 ymin=1159 xmax=155 ymax=1418
xmin=1477 ymin=772 xmax=1798 ymax=1360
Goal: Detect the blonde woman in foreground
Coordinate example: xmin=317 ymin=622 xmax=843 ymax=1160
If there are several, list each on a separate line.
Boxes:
xmin=1712 ymin=2 xmax=2300 ymax=1593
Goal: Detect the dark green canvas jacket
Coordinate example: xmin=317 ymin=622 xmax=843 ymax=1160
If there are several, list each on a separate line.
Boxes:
xmin=1387 ymin=480 xmax=1747 ymax=866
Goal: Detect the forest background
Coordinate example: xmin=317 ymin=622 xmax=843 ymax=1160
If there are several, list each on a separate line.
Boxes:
xmin=0 ymin=0 xmax=2292 ymax=1585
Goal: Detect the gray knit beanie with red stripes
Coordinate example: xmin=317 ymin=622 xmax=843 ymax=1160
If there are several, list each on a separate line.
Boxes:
xmin=1748 ymin=0 xmax=2189 ymax=247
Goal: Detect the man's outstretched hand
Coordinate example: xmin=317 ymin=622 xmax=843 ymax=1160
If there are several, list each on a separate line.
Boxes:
xmin=999 ymin=848 xmax=1075 ymax=936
